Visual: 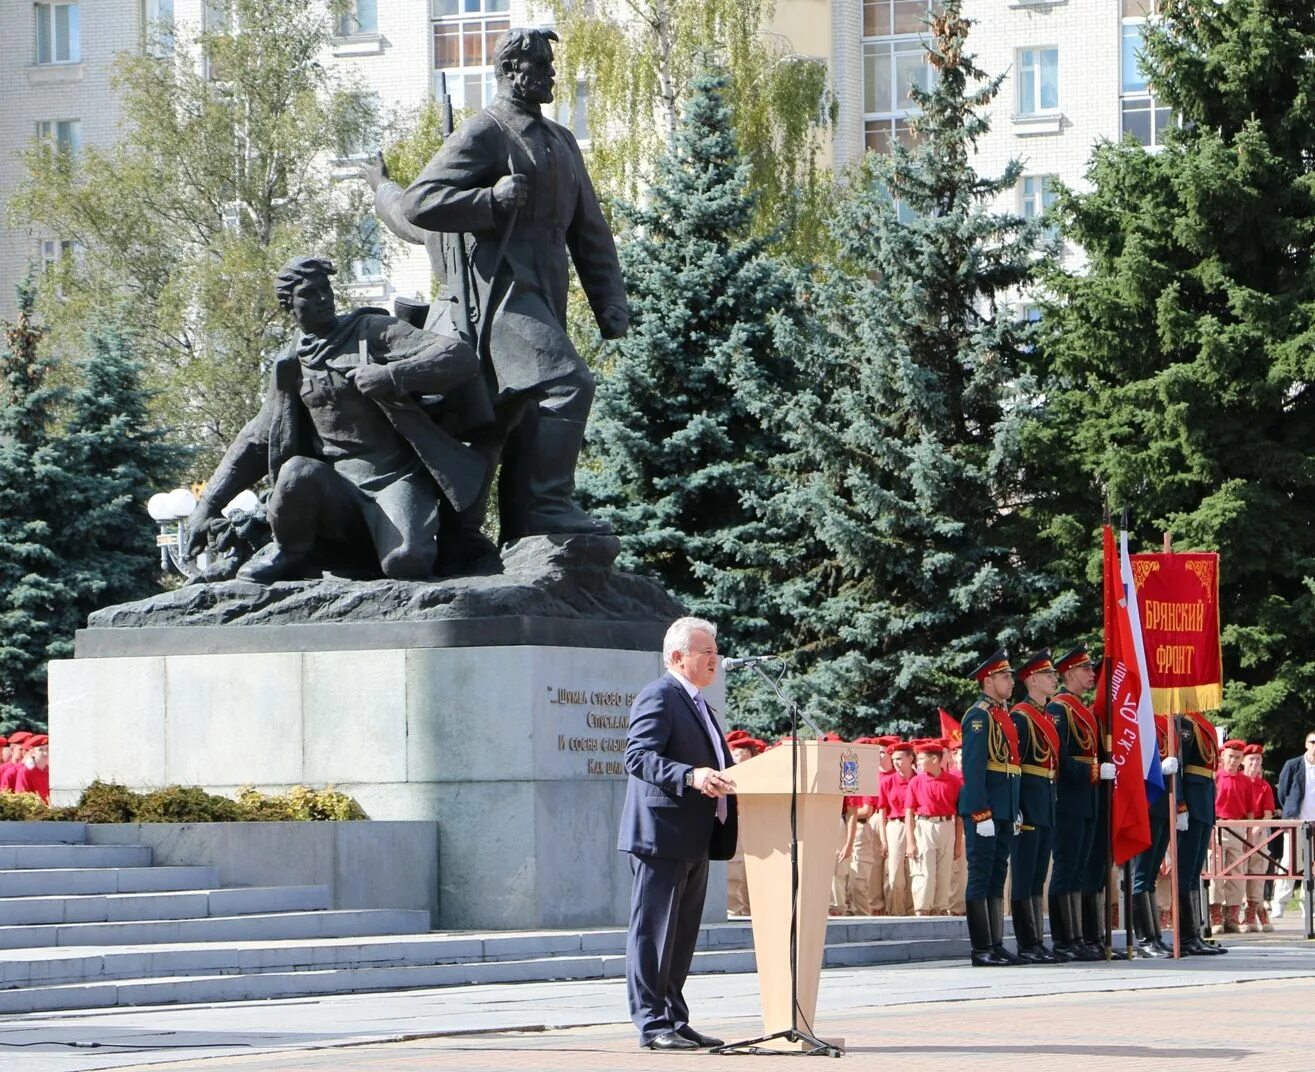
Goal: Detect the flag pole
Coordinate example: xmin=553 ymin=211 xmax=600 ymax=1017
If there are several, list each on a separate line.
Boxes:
xmin=1103 ymin=504 xmax=1117 ymax=959
xmin=1161 ymin=531 xmax=1182 ymax=959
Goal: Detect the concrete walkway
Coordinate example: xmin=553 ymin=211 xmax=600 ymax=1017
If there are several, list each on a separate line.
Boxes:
xmin=0 ymin=929 xmax=1310 ymax=1072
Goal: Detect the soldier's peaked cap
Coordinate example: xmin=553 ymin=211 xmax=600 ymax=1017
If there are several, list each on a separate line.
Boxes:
xmin=971 ymin=648 xmax=1011 ymax=683
xmin=1055 ymin=646 xmax=1094 ymax=674
xmin=1016 ymin=649 xmax=1056 ymax=683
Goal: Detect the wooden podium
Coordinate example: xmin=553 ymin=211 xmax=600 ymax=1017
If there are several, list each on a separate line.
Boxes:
xmin=728 ymin=740 xmax=881 ymax=1052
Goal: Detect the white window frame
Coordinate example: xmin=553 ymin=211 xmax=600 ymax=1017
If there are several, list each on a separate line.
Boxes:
xmin=141 ymin=0 xmax=175 ymax=57
xmin=1120 ymin=7 xmax=1174 ymax=148
xmin=1015 ymin=47 xmax=1059 ymax=117
xmin=861 ymin=33 xmax=934 ymax=155
xmin=36 ymin=118 xmax=82 ymax=156
xmin=335 ymin=0 xmax=378 ymax=38
xmin=1020 ymin=174 xmax=1058 ymax=241
xmin=35 ymin=2 xmax=80 ymax=65
xmin=431 ymin=3 xmax=512 ymax=111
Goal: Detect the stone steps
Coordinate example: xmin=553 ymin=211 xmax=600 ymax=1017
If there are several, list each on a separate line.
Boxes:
xmin=0 ymin=907 xmax=432 ymax=950
xmin=0 ymin=865 xmax=221 ymax=897
xmin=0 ymin=843 xmax=153 ymax=869
xmin=0 ymin=884 xmax=330 ymax=926
xmin=0 ymin=823 xmax=985 ymax=1013
xmin=0 ymin=932 xmax=973 ymax=1014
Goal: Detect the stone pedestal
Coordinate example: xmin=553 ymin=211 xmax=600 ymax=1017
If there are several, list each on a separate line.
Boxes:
xmin=47 ymin=538 xmax=727 ymax=930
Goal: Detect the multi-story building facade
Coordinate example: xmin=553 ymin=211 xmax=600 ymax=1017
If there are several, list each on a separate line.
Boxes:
xmin=0 ymin=0 xmax=1157 ymax=318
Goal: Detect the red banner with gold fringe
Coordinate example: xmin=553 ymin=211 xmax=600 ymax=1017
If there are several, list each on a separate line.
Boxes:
xmin=1128 ymin=552 xmax=1222 ymax=714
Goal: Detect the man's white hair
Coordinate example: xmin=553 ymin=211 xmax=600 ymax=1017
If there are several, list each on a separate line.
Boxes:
xmin=663 ymin=616 xmax=717 ymax=666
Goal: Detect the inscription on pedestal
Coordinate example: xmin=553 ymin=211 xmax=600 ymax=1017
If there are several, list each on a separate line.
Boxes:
xmin=547 ymin=685 xmax=638 ymax=778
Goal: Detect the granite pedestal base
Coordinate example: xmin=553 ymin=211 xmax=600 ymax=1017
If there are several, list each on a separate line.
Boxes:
xmin=47 ymin=627 xmax=727 ymax=931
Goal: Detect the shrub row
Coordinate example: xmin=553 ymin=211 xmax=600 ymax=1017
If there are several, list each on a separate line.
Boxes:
xmin=0 ymin=781 xmax=367 ymax=822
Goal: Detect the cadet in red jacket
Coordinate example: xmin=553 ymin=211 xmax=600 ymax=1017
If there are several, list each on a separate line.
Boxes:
xmin=904 ymin=741 xmax=962 ymax=916
xmin=1243 ymin=744 xmax=1276 ymax=932
xmin=1210 ymin=740 xmax=1252 ymax=933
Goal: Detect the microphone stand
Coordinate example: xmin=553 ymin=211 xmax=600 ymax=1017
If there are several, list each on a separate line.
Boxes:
xmin=713 ymin=664 xmax=843 ymax=1059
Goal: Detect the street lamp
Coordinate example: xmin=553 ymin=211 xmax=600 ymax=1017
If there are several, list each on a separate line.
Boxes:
xmin=147 ymin=487 xmax=197 ymax=574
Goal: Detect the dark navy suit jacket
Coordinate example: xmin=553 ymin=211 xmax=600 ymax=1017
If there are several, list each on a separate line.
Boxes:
xmin=1278 ymin=756 xmax=1310 ymax=819
xmin=617 ymin=673 xmax=738 ymax=862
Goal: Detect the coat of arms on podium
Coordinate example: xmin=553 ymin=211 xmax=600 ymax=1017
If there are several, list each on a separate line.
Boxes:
xmin=839 ymin=749 xmax=859 ymax=794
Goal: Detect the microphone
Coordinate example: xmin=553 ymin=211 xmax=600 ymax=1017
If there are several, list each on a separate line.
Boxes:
xmin=721 ymin=654 xmax=781 ymax=671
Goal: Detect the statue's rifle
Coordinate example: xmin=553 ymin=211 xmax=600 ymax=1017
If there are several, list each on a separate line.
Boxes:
xmin=439 ymin=73 xmax=478 ymax=351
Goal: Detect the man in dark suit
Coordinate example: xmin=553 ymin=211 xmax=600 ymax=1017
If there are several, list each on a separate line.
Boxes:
xmin=618 ymin=617 xmax=738 ymax=1051
xmin=1272 ymin=729 xmax=1315 ymax=915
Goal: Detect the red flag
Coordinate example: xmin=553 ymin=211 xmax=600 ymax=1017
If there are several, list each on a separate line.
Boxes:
xmin=1095 ymin=524 xmax=1152 ymax=865
xmin=938 ymin=708 xmax=962 ymax=745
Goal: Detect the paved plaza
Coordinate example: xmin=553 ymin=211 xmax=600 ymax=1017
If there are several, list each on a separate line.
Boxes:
xmin=0 ymin=927 xmax=1309 ymax=1072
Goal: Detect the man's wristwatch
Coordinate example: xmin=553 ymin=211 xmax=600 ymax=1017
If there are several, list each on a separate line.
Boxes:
xmin=684 ymin=770 xmax=696 ymax=787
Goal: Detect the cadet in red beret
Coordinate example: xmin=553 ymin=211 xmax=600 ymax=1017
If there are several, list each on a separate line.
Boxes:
xmin=1210 ymin=740 xmax=1252 ymax=932
xmin=903 ymin=741 xmax=961 ymax=916
xmin=1241 ymin=744 xmax=1276 ymax=931
xmin=879 ymin=741 xmax=916 ymax=916
xmin=14 ymin=735 xmax=50 ymax=803
xmin=0 ymin=732 xmax=30 ymax=793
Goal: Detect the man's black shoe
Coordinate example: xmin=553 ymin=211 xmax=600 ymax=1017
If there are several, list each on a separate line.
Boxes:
xmin=646 ymin=1031 xmax=698 ymax=1051
xmin=677 ymin=1026 xmax=724 ymax=1048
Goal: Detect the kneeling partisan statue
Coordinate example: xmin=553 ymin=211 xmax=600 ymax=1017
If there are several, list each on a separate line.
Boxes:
xmin=184 ymin=256 xmax=486 ymax=582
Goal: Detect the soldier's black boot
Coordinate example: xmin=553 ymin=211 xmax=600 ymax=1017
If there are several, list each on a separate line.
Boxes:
xmin=1012 ymin=899 xmax=1057 ymax=963
xmin=236 ymin=541 xmax=313 ymax=584
xmin=1033 ymin=894 xmax=1066 ymax=962
xmin=1177 ymin=888 xmax=1216 ymax=955
xmin=1133 ymin=892 xmax=1169 ymax=958
xmin=1147 ymin=892 xmax=1173 ymax=955
xmin=520 ymin=416 xmax=613 ymax=537
xmin=1190 ymin=889 xmax=1227 ymax=954
xmin=1067 ymin=892 xmax=1102 ymax=960
xmin=968 ymin=900 xmax=1010 ymax=966
xmin=1049 ymin=891 xmax=1081 ymax=961
xmin=989 ymin=898 xmax=1024 ymax=964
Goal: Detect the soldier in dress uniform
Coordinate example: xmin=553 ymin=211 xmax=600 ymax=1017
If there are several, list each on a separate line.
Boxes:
xmin=1176 ymin=711 xmax=1228 ymax=954
xmin=1078 ymin=652 xmax=1122 ymax=958
xmin=958 ymin=648 xmax=1023 ymax=966
xmin=1044 ymin=646 xmax=1102 ymax=960
xmin=1130 ymin=714 xmax=1182 ymax=957
xmin=1009 ymin=651 xmax=1063 ymax=963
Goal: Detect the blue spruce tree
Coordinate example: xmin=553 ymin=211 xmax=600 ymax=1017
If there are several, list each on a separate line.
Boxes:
xmin=583 ymin=67 xmax=806 ymax=723
xmin=0 ymin=289 xmax=178 ymax=731
xmin=768 ymin=3 xmax=1074 ymax=735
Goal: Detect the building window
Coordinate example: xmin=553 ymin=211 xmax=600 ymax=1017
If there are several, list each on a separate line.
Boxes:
xmin=1120 ymin=2 xmax=1173 ymax=147
xmin=336 ymin=0 xmax=377 ymax=37
xmin=352 ymin=217 xmax=383 ymax=282
xmin=861 ymin=3 xmax=935 ymax=155
xmin=141 ymin=0 xmax=174 ymax=56
xmin=1020 ymin=174 xmax=1058 ymax=240
xmin=863 ymin=0 xmax=932 ymax=36
xmin=432 ymin=0 xmax=510 ymax=110
xmin=36 ymin=118 xmax=82 ymax=157
xmin=36 ymin=2 xmax=80 ymax=65
xmin=40 ymin=238 xmax=77 ymax=273
xmin=1016 ymin=48 xmax=1058 ymax=116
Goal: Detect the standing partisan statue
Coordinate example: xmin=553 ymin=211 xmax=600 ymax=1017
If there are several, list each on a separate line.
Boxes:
xmin=392 ymin=27 xmax=629 ymax=555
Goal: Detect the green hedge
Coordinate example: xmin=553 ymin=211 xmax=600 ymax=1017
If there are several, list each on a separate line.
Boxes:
xmin=0 ymin=781 xmax=367 ymax=823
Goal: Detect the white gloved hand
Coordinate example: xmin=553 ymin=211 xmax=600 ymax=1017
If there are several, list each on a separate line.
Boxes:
xmin=1016 ymin=813 xmax=1024 ymax=828
xmin=1176 ymin=811 xmax=1189 ymax=832
xmin=976 ymin=819 xmax=996 ymax=837
xmin=1100 ymin=762 xmax=1117 ymax=781
xmin=1161 ymin=756 xmax=1180 ymax=776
